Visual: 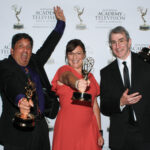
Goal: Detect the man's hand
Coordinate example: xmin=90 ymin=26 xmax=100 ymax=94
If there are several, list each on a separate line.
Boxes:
xmin=120 ymin=89 xmax=142 ymax=106
xmin=18 ymin=98 xmax=34 ymax=119
xmin=54 ymin=6 xmax=65 ymax=22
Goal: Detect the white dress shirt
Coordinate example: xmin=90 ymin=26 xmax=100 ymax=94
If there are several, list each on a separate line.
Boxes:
xmin=117 ymin=52 xmax=137 ymax=120
xmin=117 ymin=53 xmax=131 ymax=86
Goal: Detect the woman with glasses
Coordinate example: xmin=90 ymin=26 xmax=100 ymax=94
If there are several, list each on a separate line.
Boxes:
xmin=51 ymin=39 xmax=104 ymax=150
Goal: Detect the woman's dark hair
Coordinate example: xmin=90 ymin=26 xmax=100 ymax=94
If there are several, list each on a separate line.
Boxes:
xmin=65 ymin=39 xmax=86 ymax=61
xmin=11 ymin=33 xmax=33 ymax=49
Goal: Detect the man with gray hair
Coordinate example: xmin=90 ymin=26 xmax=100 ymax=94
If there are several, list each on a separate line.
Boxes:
xmin=100 ymin=26 xmax=150 ymax=150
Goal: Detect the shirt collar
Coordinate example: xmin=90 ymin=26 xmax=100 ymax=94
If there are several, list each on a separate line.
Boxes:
xmin=117 ymin=52 xmax=131 ymax=67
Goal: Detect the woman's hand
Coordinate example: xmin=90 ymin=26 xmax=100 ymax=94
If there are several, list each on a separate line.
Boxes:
xmin=77 ymin=79 xmax=90 ymax=93
xmin=98 ymin=135 xmax=104 ymax=147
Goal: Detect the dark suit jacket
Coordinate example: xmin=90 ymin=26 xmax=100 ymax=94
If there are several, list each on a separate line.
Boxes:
xmin=100 ymin=52 xmax=150 ymax=149
xmin=0 ymin=29 xmax=62 ymax=146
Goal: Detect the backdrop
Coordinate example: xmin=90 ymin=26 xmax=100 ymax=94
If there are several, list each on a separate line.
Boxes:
xmin=0 ymin=0 xmax=150 ymax=149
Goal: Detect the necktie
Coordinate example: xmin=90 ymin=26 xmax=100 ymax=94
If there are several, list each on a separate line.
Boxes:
xmin=122 ymin=61 xmax=137 ymax=124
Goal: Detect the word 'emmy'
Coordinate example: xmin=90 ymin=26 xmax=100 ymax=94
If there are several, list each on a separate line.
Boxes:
xmin=12 ymin=79 xmax=36 ymax=130
xmin=72 ymin=57 xmax=94 ymax=106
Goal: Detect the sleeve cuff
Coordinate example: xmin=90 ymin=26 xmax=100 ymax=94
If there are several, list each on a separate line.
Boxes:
xmin=120 ymin=105 xmax=126 ymax=111
xmin=15 ymin=94 xmax=25 ymax=105
xmin=54 ymin=20 xmax=65 ymax=34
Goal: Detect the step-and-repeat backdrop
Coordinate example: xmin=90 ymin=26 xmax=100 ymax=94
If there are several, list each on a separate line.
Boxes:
xmin=0 ymin=0 xmax=150 ymax=149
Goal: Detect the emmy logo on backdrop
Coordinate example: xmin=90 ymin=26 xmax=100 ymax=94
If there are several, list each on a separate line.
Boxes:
xmin=72 ymin=57 xmax=94 ymax=107
xmin=12 ymin=79 xmax=36 ymax=130
xmin=137 ymin=7 xmax=150 ymax=31
xmin=12 ymin=5 xmax=24 ymax=29
xmin=74 ymin=6 xmax=86 ymax=30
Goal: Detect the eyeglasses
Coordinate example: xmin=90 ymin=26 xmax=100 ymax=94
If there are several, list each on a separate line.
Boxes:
xmin=110 ymin=38 xmax=127 ymax=47
xmin=17 ymin=44 xmax=32 ymax=50
xmin=68 ymin=52 xmax=84 ymax=57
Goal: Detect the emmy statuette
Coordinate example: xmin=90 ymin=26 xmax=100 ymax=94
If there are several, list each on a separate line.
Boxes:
xmin=12 ymin=5 xmax=24 ymax=29
xmin=74 ymin=6 xmax=86 ymax=30
xmin=138 ymin=7 xmax=150 ymax=31
xmin=138 ymin=47 xmax=150 ymax=63
xmin=12 ymin=79 xmax=36 ymax=130
xmin=72 ymin=57 xmax=94 ymax=107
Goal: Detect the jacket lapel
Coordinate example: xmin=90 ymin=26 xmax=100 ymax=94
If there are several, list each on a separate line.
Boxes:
xmin=9 ymin=55 xmax=28 ymax=81
xmin=130 ymin=52 xmax=140 ymax=91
